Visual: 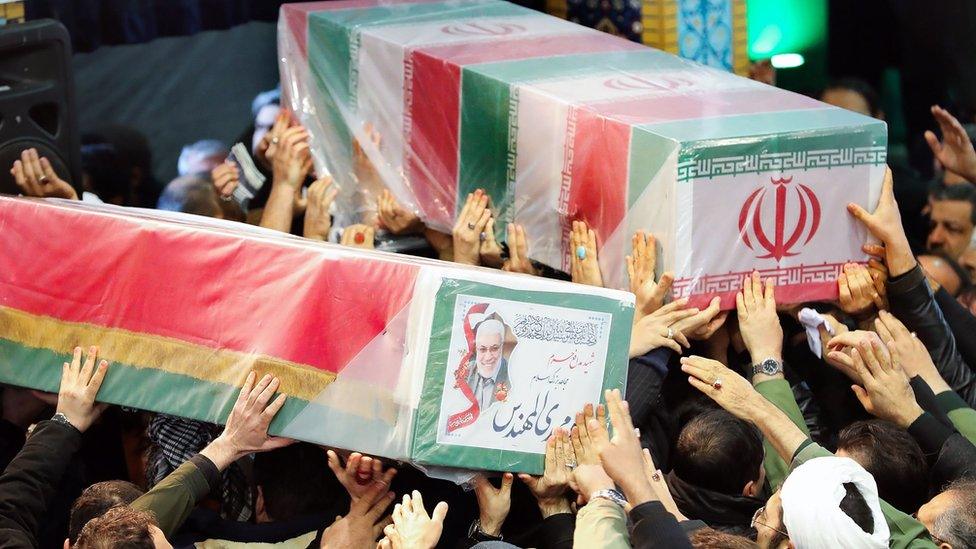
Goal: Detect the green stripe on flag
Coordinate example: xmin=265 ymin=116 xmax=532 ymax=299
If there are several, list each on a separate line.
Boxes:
xmin=0 ymin=339 xmax=391 ymax=445
xmin=640 ymin=108 xmax=885 ymax=145
xmin=468 ymin=49 xmax=682 ymax=84
xmin=628 ymin=128 xmax=678 ymax=210
xmin=458 ymin=69 xmax=512 ymax=220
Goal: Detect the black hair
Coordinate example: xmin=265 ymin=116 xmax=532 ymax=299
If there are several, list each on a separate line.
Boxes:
xmin=929 ymin=181 xmax=976 ymax=224
xmin=253 ymin=442 xmax=346 ymax=521
xmin=672 ymin=409 xmax=765 ymax=494
xmin=821 ymin=78 xmax=881 ymax=117
xmin=156 ymin=175 xmax=220 ymax=217
xmin=68 ymin=480 xmax=145 ymax=543
xmin=837 ymin=420 xmax=929 ymax=514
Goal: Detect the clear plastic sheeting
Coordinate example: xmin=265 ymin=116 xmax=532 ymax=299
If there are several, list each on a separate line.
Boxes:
xmin=0 ymin=197 xmax=632 ymax=475
xmin=279 ymin=0 xmax=888 ymax=308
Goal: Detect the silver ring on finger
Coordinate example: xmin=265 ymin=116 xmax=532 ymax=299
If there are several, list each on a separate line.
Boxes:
xmin=271 ymin=137 xmax=280 ymax=145
xmin=565 ymin=460 xmax=577 ymax=470
xmin=39 ymin=176 xmax=50 ymax=184
xmin=667 ymin=328 xmax=674 ymax=339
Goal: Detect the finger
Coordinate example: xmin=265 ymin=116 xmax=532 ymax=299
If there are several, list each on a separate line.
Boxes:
xmin=751 ymin=271 xmax=762 ymax=306
xmin=411 ymin=490 xmax=427 ymax=516
xmin=247 ymin=374 xmax=273 ymax=408
xmin=673 ymin=330 xmax=691 ymax=349
xmin=586 ymin=228 xmax=598 ymax=252
xmin=925 ymin=130 xmax=943 ymax=159
xmin=327 ymin=449 xmax=343 ymax=476
xmin=851 ymin=348 xmax=874 ymax=385
xmin=39 ymin=157 xmax=61 ymax=186
xmin=764 ymin=277 xmax=775 ymax=305
xmin=366 ymin=490 xmax=396 ymax=523
xmin=262 ymin=393 xmax=287 ymax=419
xmin=430 ymin=501 xmax=449 ymax=525
xmin=500 ymin=473 xmax=513 ymax=496
xmin=23 ymin=149 xmax=40 ymax=184
xmin=838 ymin=272 xmax=853 ymax=305
xmin=874 ymin=316 xmax=895 ymax=345
xmin=858 ymin=341 xmax=883 ymax=376
xmin=80 ymin=345 xmax=98 ymax=383
xmin=688 ymin=375 xmax=716 ymax=397
xmin=544 ymin=432 xmax=557 ymax=472
xmin=70 ymin=346 xmax=83 ymax=373
xmin=255 ymin=376 xmax=281 ymax=408
xmin=660 ymin=337 xmax=683 ymax=354
xmin=474 ymin=208 xmax=491 ymax=232
xmin=651 ymin=272 xmax=674 ymax=306
xmin=456 ymin=193 xmax=474 ymax=229
xmin=11 ymin=160 xmax=28 ymax=193
xmin=516 ymin=224 xmax=529 ymax=257
xmin=605 ymin=388 xmax=634 ymax=434
xmin=570 ymin=426 xmax=584 ymax=459
xmin=86 ymin=360 xmax=110 ymax=396
xmin=851 ymin=384 xmax=871 ymax=411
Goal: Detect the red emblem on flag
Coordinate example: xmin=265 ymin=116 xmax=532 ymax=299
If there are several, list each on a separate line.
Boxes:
xmin=738 ymin=177 xmax=821 ymax=262
xmin=441 ymin=22 xmax=526 ymax=36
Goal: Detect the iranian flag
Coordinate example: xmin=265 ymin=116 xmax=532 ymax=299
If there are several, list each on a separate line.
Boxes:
xmin=281 ymin=0 xmax=887 ymax=307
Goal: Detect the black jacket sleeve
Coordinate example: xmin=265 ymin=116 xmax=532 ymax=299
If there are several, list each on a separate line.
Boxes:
xmin=907 ymin=412 xmax=976 ymax=489
xmin=934 ymin=287 xmax=976 ymax=371
xmin=626 ymin=349 xmax=675 ymax=468
xmin=910 ymin=376 xmax=954 ymax=428
xmin=0 ymin=420 xmax=83 ymax=549
xmin=888 ymin=265 xmax=976 ymax=406
xmin=629 ymin=501 xmax=693 ymax=549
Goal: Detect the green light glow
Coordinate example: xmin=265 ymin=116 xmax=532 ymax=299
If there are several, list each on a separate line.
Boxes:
xmin=747 ymin=0 xmax=827 ymax=60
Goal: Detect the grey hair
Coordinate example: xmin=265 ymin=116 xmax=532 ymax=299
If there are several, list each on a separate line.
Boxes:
xmin=932 ymin=480 xmax=976 ymax=548
xmin=475 ymin=319 xmax=505 ymax=341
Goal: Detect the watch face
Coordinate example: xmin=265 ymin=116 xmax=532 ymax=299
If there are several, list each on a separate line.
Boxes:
xmin=761 ymin=360 xmax=780 ymax=375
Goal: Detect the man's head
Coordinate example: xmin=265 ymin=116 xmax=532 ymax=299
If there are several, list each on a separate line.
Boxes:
xmin=474 ymin=319 xmax=505 ymax=377
xmin=927 ymin=183 xmax=976 ymax=259
xmin=73 ymin=507 xmax=171 ymax=549
xmin=252 ymin=88 xmax=281 ymax=154
xmin=958 ymin=244 xmax=976 ymax=281
xmin=918 ymin=479 xmax=976 ymax=549
xmin=820 ymin=78 xmax=882 ymax=119
xmin=759 ymin=456 xmax=888 ymax=549
xmin=156 ymin=175 xmax=223 ymax=218
xmin=254 ymin=443 xmax=346 ymax=523
xmin=689 ymin=527 xmax=759 ymax=548
xmin=673 ymin=409 xmax=765 ymax=497
xmin=68 ymin=481 xmax=145 ymax=544
xmin=918 ymin=253 xmax=972 ymax=296
xmin=177 ymin=140 xmax=228 ymax=177
xmin=835 ymin=420 xmax=929 ymax=514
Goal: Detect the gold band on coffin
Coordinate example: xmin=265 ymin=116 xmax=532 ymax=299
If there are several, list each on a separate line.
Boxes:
xmin=0 ymin=306 xmax=335 ymax=401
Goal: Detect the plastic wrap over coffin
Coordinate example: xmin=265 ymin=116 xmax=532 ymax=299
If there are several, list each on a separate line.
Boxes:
xmin=0 ymin=197 xmax=633 ymax=474
xmin=279 ymin=0 xmax=888 ymax=309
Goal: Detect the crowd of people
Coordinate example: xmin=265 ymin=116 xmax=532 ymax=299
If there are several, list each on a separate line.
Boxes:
xmin=4 ymin=45 xmax=976 ymax=549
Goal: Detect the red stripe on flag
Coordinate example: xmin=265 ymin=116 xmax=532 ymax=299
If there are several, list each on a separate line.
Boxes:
xmin=404 ymin=32 xmax=639 ymax=227
xmin=0 ymin=199 xmax=419 ymax=375
xmin=585 ymin=88 xmax=824 ymax=124
xmin=405 ymin=50 xmax=462 ymax=229
xmin=566 ymin=107 xmax=631 ymax=246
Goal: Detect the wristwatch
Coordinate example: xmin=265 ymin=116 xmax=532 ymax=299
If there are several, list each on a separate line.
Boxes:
xmin=467 ymin=519 xmax=503 ymax=542
xmin=589 ymin=488 xmax=628 ymax=508
xmin=50 ymin=412 xmax=79 ymax=433
xmin=752 ymin=358 xmax=784 ymax=377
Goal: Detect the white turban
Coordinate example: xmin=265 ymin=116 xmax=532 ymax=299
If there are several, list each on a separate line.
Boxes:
xmin=781 ymin=456 xmax=890 ymax=549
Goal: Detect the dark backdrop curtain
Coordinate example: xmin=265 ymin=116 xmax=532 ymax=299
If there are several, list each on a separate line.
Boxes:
xmin=26 ymin=0 xmax=287 ymax=52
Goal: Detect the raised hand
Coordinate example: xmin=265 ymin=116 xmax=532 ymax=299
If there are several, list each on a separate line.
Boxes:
xmin=679 ymin=356 xmax=762 ymax=421
xmin=55 ymin=346 xmax=110 ymax=432
xmin=479 ymin=215 xmax=504 ymax=268
xmin=381 ymin=490 xmax=448 ymax=549
xmin=377 ymin=189 xmax=423 ymax=236
xmin=256 ymin=110 xmax=290 ymax=169
xmin=825 ymin=330 xmax=886 ymax=384
xmin=502 ymin=223 xmax=538 ymax=275
xmin=847 ymin=167 xmax=916 ymax=277
xmin=320 ymin=479 xmax=395 ymax=549
xmin=672 ymin=296 xmax=723 ymax=342
xmin=629 ymin=299 xmax=697 ymax=357
xmin=340 ymin=224 xmax=375 ymax=249
xmin=518 ymin=428 xmax=573 ymax=517
xmin=472 ymin=474 xmax=512 ymax=537
xmin=850 ymin=339 xmax=924 ymax=428
xmin=211 ymin=160 xmax=240 ymax=200
xmin=202 ymin=372 xmax=292 ymax=469
xmin=736 ymin=272 xmax=783 ymax=365
xmin=271 ymin=125 xmax=312 ymax=191
xmin=838 ymin=263 xmax=885 ymax=316
xmin=627 ymin=231 xmax=673 ymax=319
xmin=569 ymin=404 xmax=614 ymax=503
xmin=327 ymin=450 xmax=397 ymax=502
xmin=925 ymin=105 xmax=976 ymax=183
xmin=588 ymin=389 xmax=656 ymax=506
xmin=570 ymin=220 xmax=603 ymax=287
xmin=11 ymin=148 xmax=78 ymax=200
xmin=304 ymin=176 xmax=339 ymax=241
xmin=452 ymin=190 xmax=491 ymax=265
xmin=874 ymin=310 xmax=949 ymax=392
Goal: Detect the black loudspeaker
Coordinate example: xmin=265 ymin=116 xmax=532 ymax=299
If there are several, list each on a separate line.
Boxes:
xmin=0 ymin=19 xmax=80 ymax=195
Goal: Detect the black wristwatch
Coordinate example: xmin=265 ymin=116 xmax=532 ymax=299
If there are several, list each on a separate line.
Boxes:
xmin=468 ymin=519 xmax=503 ymax=542
xmin=752 ymin=358 xmax=783 ymax=377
